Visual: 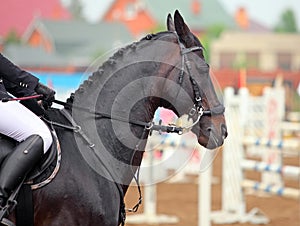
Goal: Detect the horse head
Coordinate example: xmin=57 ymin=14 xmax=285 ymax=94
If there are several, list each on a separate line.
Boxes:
xmin=164 ymin=10 xmax=227 ymax=149
xmin=70 ymin=10 xmax=227 ymax=179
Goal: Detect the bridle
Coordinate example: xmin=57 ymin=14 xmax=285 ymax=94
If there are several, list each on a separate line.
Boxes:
xmin=173 ymin=34 xmax=225 ymax=132
xmin=50 ymin=35 xmax=225 ymax=136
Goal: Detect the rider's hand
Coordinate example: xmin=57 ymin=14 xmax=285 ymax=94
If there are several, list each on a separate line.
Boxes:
xmin=20 ymin=99 xmax=45 ymax=116
xmin=35 ymin=82 xmax=56 ymax=109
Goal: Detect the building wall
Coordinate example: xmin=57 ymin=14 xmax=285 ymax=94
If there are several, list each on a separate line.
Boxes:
xmin=27 ymin=29 xmax=53 ymax=53
xmin=103 ymin=0 xmax=156 ymax=37
xmin=211 ymin=32 xmax=300 ymax=71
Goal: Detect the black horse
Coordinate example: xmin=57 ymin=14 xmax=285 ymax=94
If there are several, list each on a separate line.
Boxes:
xmin=6 ymin=11 xmax=227 ymax=226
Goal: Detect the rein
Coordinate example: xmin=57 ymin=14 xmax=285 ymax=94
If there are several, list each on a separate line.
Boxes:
xmin=53 ymin=99 xmax=187 ymax=135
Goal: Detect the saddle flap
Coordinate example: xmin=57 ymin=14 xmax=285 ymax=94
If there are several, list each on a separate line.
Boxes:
xmin=0 ymin=131 xmax=58 ymax=183
xmin=26 ymin=131 xmax=58 ymax=182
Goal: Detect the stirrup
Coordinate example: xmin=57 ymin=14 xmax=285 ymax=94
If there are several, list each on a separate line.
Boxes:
xmin=0 ymin=178 xmax=25 ymax=224
xmin=0 ymin=198 xmax=17 ymax=226
xmin=1 ymin=217 xmax=15 ymax=226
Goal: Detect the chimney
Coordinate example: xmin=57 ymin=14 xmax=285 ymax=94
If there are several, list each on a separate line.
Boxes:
xmin=191 ymin=0 xmax=201 ymax=15
xmin=235 ymin=7 xmax=249 ymax=29
xmin=52 ymin=4 xmax=62 ymax=19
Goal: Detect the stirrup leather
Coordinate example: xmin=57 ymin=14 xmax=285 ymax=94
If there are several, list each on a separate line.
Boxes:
xmin=0 ymin=176 xmax=26 ymax=225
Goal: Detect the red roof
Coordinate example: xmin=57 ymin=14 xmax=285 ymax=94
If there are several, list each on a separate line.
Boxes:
xmin=0 ymin=0 xmax=71 ymax=37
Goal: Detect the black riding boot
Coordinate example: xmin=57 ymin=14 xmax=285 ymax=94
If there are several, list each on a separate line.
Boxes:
xmin=0 ymin=135 xmax=43 ymax=207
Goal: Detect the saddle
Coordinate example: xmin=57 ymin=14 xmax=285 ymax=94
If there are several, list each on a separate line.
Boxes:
xmin=0 ymin=128 xmax=61 ymax=226
xmin=0 ymin=130 xmax=60 ymax=187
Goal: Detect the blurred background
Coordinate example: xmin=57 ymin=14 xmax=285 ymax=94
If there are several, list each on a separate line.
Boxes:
xmin=1 ymin=1 xmax=299 ymax=226
xmin=1 ymin=0 xmax=299 ymax=108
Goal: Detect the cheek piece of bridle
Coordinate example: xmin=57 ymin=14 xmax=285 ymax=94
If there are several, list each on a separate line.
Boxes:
xmin=46 ymin=35 xmax=225 ymax=225
xmin=171 ymin=35 xmax=225 ymax=133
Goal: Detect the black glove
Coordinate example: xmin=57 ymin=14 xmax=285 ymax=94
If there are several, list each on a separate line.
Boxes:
xmin=20 ymin=99 xmax=45 ymax=116
xmin=35 ymin=82 xmax=56 ymax=109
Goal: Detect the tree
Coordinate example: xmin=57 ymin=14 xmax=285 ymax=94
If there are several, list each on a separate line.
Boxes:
xmin=68 ymin=0 xmax=85 ymax=20
xmin=4 ymin=29 xmax=21 ymax=45
xmin=274 ymin=8 xmax=298 ymax=33
xmin=201 ymin=24 xmax=226 ymax=62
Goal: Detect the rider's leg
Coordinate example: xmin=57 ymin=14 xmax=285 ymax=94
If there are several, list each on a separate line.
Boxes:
xmin=0 ymin=101 xmax=52 ymax=153
xmin=0 ymin=101 xmax=53 ymax=206
xmin=0 ymin=135 xmax=43 ymax=206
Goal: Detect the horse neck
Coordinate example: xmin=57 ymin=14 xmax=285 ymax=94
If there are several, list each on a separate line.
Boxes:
xmin=71 ymin=43 xmax=171 ymax=191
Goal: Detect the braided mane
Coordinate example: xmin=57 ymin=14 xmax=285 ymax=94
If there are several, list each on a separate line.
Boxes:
xmin=67 ymin=31 xmax=175 ymax=104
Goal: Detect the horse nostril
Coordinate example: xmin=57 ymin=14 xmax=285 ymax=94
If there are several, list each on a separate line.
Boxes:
xmin=221 ymin=124 xmax=228 ymax=138
xmin=205 ymin=127 xmax=213 ymax=137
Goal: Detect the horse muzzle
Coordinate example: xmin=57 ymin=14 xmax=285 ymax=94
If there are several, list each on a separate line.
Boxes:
xmin=197 ymin=120 xmax=228 ymax=150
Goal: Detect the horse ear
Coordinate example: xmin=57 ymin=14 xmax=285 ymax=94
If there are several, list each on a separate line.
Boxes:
xmin=167 ymin=13 xmax=175 ymax=32
xmin=174 ymin=10 xmax=192 ymax=46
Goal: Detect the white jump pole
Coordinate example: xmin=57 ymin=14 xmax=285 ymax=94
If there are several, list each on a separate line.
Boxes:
xmin=261 ymin=87 xmax=285 ymax=186
xmin=198 ymin=164 xmax=211 ymax=226
xmin=210 ymin=86 xmax=300 ymax=225
xmin=198 ymin=147 xmax=216 ymax=226
xmin=241 ymin=159 xmax=300 ymax=179
xmin=210 ymin=87 xmax=270 ymax=225
xmin=126 ymin=163 xmax=179 ymax=224
xmin=126 ymin=134 xmax=179 ymax=224
xmin=242 ymin=179 xmax=300 ymax=199
xmin=243 ymin=136 xmax=300 ymax=150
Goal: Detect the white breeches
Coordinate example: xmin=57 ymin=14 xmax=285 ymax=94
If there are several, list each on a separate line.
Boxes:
xmin=0 ymin=101 xmax=52 ymax=153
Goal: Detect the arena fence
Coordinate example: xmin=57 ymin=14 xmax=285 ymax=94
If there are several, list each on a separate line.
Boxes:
xmin=201 ymin=87 xmax=300 ymax=226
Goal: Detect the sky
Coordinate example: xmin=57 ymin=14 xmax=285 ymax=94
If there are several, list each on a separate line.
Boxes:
xmin=64 ymin=0 xmax=300 ymax=29
xmin=218 ymin=0 xmax=300 ymax=29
